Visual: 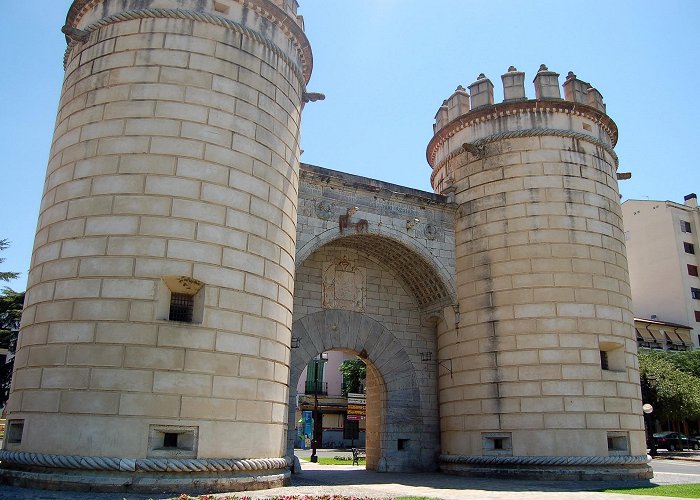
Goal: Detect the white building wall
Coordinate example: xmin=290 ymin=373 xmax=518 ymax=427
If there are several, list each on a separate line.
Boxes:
xmin=622 ymin=197 xmax=700 ymax=345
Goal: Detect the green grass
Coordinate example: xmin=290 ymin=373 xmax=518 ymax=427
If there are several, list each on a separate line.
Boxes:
xmin=299 ymin=456 xmax=366 ymax=465
xmin=603 ymin=483 xmax=700 ymax=498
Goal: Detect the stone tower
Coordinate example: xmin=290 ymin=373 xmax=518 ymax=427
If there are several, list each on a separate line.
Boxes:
xmin=1 ymin=0 xmax=311 ymax=492
xmin=427 ymin=66 xmax=651 ymax=479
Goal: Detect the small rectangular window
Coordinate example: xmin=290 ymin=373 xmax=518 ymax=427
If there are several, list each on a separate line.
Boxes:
xmin=685 ymin=242 xmax=696 ymax=254
xmin=163 ymin=432 xmax=179 ymax=448
xmin=607 ymin=432 xmax=629 ymax=454
xmin=692 ymin=288 xmax=700 ymax=300
xmin=681 ymin=220 xmax=692 ymax=233
xmin=148 ymin=425 xmax=198 ymax=458
xmin=689 ymin=265 xmax=699 ymax=277
xmin=600 ymin=350 xmax=609 ymax=370
xmin=169 ymin=293 xmax=194 ymax=322
xmin=695 ymin=311 xmax=700 ymax=322
xmin=482 ymin=432 xmax=512 ymax=456
xmin=6 ymin=420 xmax=24 ymax=444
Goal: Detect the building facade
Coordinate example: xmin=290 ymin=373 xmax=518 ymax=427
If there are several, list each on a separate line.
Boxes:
xmin=1 ymin=0 xmax=650 ymax=493
xmin=622 ymin=195 xmax=700 ymax=346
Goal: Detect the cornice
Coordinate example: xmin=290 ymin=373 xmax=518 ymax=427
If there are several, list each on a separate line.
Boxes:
xmin=426 ymin=99 xmax=618 ymax=168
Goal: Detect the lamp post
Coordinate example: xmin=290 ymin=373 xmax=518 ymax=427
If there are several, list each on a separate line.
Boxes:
xmin=310 ymin=353 xmax=327 ymax=463
xmin=643 ymin=403 xmax=655 ymax=456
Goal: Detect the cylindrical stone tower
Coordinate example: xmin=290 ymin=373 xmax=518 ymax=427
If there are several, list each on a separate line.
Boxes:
xmin=428 ymin=66 xmax=651 ymax=479
xmin=1 ymin=0 xmax=311 ymax=492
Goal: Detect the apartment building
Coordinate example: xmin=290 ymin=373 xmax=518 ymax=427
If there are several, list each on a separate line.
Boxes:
xmin=622 ymin=194 xmax=700 ymax=346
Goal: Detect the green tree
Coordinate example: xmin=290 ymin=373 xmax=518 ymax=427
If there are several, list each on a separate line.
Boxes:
xmin=665 ymin=349 xmax=700 ymax=379
xmin=0 ymin=239 xmax=22 ymax=409
xmin=0 ymin=239 xmax=19 ymax=284
xmin=638 ymin=349 xmax=700 ymax=423
xmin=0 ymin=288 xmax=24 ymax=349
xmin=339 ymin=358 xmax=366 ymax=396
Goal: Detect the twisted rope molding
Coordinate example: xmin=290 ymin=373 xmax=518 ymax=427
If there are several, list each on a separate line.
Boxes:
xmin=63 ymin=8 xmax=306 ymax=86
xmin=431 ymin=127 xmax=620 ymax=188
xmin=0 ymin=451 xmax=290 ymax=473
xmin=440 ymin=454 xmax=649 ymax=467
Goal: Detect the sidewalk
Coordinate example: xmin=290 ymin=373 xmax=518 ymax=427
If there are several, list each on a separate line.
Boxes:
xmin=0 ymin=456 xmax=696 ymax=500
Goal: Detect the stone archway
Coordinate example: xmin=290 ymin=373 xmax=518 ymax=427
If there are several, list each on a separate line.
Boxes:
xmin=287 ymin=309 xmax=437 ymax=472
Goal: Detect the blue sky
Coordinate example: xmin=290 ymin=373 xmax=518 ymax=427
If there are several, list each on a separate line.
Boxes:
xmin=1 ymin=1 xmax=699 ymax=291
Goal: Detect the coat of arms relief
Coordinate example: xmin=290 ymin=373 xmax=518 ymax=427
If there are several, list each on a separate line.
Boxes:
xmin=322 ymin=257 xmax=366 ymax=312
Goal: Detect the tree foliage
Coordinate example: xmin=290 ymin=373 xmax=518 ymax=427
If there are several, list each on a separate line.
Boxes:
xmin=0 ymin=239 xmax=19 ymax=284
xmin=0 ymin=288 xmax=24 ymax=349
xmin=339 ymin=358 xmax=366 ymax=395
xmin=638 ymin=348 xmax=700 ymax=422
xmin=0 ymin=239 xmax=22 ymax=410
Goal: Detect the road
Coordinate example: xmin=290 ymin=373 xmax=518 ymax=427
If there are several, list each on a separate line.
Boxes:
xmin=652 ymin=456 xmax=700 ymax=482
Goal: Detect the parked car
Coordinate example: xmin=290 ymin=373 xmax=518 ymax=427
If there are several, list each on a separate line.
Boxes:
xmin=652 ymin=431 xmax=700 ymax=451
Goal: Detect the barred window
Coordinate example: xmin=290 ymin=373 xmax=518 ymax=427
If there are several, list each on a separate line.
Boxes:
xmin=169 ymin=293 xmax=195 ymax=322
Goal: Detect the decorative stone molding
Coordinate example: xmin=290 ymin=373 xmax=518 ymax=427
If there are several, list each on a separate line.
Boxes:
xmin=430 ymin=127 xmax=620 ymax=187
xmin=427 ymin=101 xmax=618 ymax=168
xmin=440 ymin=454 xmax=649 ymax=467
xmin=0 ymin=451 xmax=290 ymax=473
xmin=62 ymin=8 xmax=310 ymax=84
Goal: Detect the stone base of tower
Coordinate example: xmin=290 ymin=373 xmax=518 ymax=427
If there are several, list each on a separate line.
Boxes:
xmin=439 ymin=455 xmax=652 ymax=481
xmin=0 ymin=454 xmax=290 ymax=494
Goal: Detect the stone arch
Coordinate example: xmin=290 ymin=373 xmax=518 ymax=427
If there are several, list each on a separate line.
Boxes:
xmin=287 ymin=309 xmax=437 ymax=472
xmin=295 ymin=224 xmax=456 ymax=310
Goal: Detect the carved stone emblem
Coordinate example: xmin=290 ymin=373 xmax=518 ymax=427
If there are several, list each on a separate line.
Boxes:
xmin=322 ymin=258 xmax=366 ymax=312
xmin=315 ymin=200 xmax=335 ymax=220
xmin=424 ymin=223 xmax=438 ymax=240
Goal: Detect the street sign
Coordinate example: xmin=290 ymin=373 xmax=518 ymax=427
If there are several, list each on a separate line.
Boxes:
xmin=347 ymin=415 xmax=362 ymax=421
xmin=348 ymin=397 xmax=365 ymax=404
xmin=347 ymin=393 xmax=366 ymax=399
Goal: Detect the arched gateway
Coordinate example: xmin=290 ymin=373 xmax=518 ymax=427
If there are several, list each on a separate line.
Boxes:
xmin=289 ymin=183 xmax=458 ymax=471
xmin=288 ymin=309 xmax=432 ymax=471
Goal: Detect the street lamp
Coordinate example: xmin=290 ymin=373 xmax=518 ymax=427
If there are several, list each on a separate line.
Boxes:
xmin=310 ymin=353 xmax=327 ymax=463
xmin=643 ymin=403 xmax=655 ymax=456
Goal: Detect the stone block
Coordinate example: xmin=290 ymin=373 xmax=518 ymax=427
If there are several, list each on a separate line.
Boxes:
xmin=500 ymin=413 xmax=544 ymax=429
xmin=124 ymin=117 xmax=181 ymax=136
xmin=96 ymin=322 xmax=157 ymax=345
xmin=124 ymin=346 xmax=184 ymax=370
xmin=73 ymin=300 xmax=129 ymax=321
xmin=543 ymin=413 xmax=587 ymax=429
xmin=153 ymin=371 xmax=212 ymax=397
xmin=47 ymin=322 xmax=95 ymax=343
xmin=119 ymin=393 xmax=180 ymax=417
xmin=167 ymin=240 xmax=222 ymax=265
xmin=60 ymin=391 xmax=120 ymax=414
xmin=12 ymin=368 xmax=43 ymax=390
xmin=213 ymin=376 xmax=257 ymax=400
xmin=66 ymin=344 xmax=124 ymax=366
xmin=586 ymin=413 xmax=620 ymax=429
xmin=21 ymin=391 xmax=61 ymax=413
xmin=237 ymin=400 xmax=272 ymax=422
xmin=91 ymin=368 xmax=153 ymax=392
xmin=185 ymin=350 xmax=240 ymax=375
xmin=181 ymin=396 xmax=237 ymax=419
xmin=41 ymin=367 xmax=90 ymax=389
xmin=518 ymin=364 xmax=562 ymax=381
xmin=521 ymin=396 xmax=564 ymax=413
xmin=158 ymin=324 xmax=215 ymax=350
xmin=239 ymin=357 xmax=275 ymax=380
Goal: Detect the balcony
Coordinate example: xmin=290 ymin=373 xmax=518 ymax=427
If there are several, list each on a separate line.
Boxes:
xmin=305 ymin=380 xmax=328 ymax=395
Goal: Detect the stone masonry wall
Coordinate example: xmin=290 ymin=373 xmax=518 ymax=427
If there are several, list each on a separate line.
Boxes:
xmin=6 ymin=0 xmax=309 ymax=465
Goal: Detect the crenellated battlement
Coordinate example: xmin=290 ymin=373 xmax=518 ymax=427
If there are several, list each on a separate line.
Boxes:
xmin=433 ymin=64 xmax=607 ymax=133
